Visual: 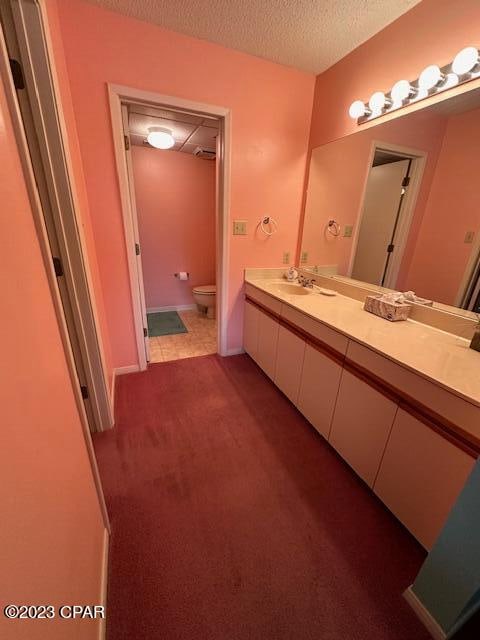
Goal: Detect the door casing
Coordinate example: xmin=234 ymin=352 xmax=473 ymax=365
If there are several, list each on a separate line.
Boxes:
xmin=108 ymin=84 xmax=231 ymax=369
xmin=347 ymin=140 xmax=426 ymax=290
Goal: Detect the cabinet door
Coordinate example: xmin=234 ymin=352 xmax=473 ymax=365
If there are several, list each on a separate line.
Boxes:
xmin=297 ymin=344 xmax=342 ymax=440
xmin=274 ymin=325 xmax=306 ymax=404
xmin=374 ymin=408 xmax=475 ymax=549
xmin=243 ymin=300 xmax=259 ymax=359
xmin=255 ymin=310 xmax=279 ymax=380
xmin=329 ymin=370 xmax=397 ymax=487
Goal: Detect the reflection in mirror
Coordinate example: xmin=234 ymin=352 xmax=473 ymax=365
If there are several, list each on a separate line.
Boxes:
xmin=300 ymin=88 xmax=480 ymax=316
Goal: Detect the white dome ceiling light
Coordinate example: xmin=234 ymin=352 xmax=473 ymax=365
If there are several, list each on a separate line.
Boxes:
xmin=347 ymin=45 xmax=480 ymax=124
xmin=147 ymin=127 xmax=175 ymax=149
xmin=452 ymin=46 xmax=479 ymax=76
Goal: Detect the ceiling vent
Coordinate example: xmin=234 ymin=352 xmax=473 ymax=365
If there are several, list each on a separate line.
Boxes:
xmin=193 ymin=146 xmax=216 ymax=160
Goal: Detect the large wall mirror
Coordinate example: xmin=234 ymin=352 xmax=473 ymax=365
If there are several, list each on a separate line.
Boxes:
xmin=300 ymin=87 xmax=480 ymax=316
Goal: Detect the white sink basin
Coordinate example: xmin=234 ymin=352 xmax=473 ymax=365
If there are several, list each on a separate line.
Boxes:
xmin=272 ymin=282 xmax=312 ymax=296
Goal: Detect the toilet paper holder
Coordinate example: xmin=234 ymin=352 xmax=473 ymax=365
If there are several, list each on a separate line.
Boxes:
xmin=174 ymin=272 xmax=189 ymax=279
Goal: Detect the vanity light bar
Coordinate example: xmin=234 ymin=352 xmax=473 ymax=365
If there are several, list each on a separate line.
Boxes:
xmin=349 ymin=46 xmax=480 ymax=123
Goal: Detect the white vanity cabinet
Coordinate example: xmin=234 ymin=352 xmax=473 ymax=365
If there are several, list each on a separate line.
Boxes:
xmin=329 ymin=370 xmax=398 ymax=487
xmin=243 ymin=283 xmax=479 ymax=550
xmin=297 ymin=344 xmax=342 ymax=440
xmin=274 ymin=325 xmax=306 ymax=404
xmin=243 ymin=300 xmax=259 ymax=359
xmin=255 ymin=310 xmax=279 ymax=380
xmin=374 ymin=408 xmax=475 ymax=549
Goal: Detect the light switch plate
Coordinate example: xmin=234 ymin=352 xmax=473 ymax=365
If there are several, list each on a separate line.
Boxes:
xmin=282 ymin=251 xmax=290 ymax=264
xmin=300 ymin=251 xmax=308 ymax=264
xmin=344 ymin=225 xmax=353 ymax=238
xmin=464 ymin=230 xmax=475 ymax=244
xmin=233 ymin=220 xmax=247 ymax=235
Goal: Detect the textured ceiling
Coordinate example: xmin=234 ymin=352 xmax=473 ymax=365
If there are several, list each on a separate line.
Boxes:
xmin=84 ymin=0 xmax=421 ymax=73
xmin=128 ymin=104 xmax=219 ymax=155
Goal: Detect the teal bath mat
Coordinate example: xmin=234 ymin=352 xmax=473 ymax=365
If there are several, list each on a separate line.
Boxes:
xmin=147 ymin=311 xmax=187 ymax=337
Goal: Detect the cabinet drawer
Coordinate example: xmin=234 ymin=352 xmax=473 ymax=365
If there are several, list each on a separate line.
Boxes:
xmin=329 ymin=370 xmax=397 ymax=487
xmin=297 ymin=343 xmax=342 ymax=439
xmin=245 ymin=284 xmax=282 ymax=315
xmin=374 ymin=408 xmax=475 ymax=549
xmin=281 ymin=303 xmax=348 ymax=356
xmin=274 ymin=325 xmax=306 ymax=404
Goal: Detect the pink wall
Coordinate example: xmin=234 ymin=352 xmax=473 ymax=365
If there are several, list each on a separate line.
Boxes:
xmin=44 ymin=0 xmax=113 ymax=392
xmin=404 ymin=107 xmax=480 ymax=304
xmin=0 ymin=68 xmax=104 ymax=640
xmin=51 ymin=0 xmax=314 ymax=363
xmin=309 ymin=0 xmax=480 ymax=149
xmin=302 ymin=108 xmax=447 ymax=278
xmin=131 ymin=147 xmax=216 ymax=309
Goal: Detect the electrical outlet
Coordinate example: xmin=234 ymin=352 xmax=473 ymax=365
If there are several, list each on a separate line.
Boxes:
xmin=301 ymin=251 xmax=308 ymax=264
xmin=282 ymin=252 xmax=290 ymax=264
xmin=233 ymin=220 xmax=247 ymax=235
xmin=464 ymin=230 xmax=475 ymax=244
xmin=344 ymin=225 xmax=353 ymax=238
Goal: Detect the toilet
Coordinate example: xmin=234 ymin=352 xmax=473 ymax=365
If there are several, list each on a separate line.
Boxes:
xmin=192 ymin=285 xmax=216 ymax=319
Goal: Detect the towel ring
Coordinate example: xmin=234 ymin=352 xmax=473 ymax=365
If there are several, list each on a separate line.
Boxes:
xmin=327 ymin=219 xmax=341 ymax=237
xmin=260 ymin=216 xmax=278 ymax=236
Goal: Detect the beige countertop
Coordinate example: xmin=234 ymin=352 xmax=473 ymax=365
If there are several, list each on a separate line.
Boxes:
xmin=245 ymin=277 xmax=480 ymax=408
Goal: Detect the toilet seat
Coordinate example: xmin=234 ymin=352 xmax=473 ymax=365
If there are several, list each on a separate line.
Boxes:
xmin=192 ymin=285 xmax=216 ymax=295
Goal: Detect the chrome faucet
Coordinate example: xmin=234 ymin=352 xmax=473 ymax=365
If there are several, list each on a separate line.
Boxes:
xmin=298 ymin=274 xmax=316 ymax=288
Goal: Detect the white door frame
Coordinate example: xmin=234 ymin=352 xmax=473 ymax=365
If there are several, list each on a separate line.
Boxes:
xmin=347 ymin=140 xmax=426 ymax=290
xmin=456 ymin=236 xmax=480 ymax=308
xmin=0 ymin=2 xmax=110 ymax=530
xmin=120 ymin=103 xmax=150 ymax=362
xmin=108 ymin=84 xmax=231 ymax=369
xmin=1 ymin=0 xmax=113 ymax=432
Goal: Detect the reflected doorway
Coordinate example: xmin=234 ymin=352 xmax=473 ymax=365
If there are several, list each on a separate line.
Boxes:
xmin=350 ymin=145 xmax=423 ymax=289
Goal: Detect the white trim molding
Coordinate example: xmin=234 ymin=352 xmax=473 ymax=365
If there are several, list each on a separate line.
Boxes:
xmin=347 ymin=139 xmax=426 ymax=289
xmin=404 ymin=586 xmax=446 ymax=640
xmin=107 ymin=84 xmax=231 ymax=370
xmin=225 ymin=347 xmax=245 ymax=356
xmin=0 ymin=0 xmax=110 ymax=532
xmin=147 ymin=304 xmax=197 ymax=313
xmin=115 ymin=365 xmax=141 ymax=376
xmin=98 ymin=528 xmax=109 ymax=640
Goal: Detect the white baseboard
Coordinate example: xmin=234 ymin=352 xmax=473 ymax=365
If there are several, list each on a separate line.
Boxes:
xmin=109 ymin=370 xmax=116 ymax=415
xmin=98 ymin=528 xmax=109 ymax=640
xmin=114 ymin=364 xmax=140 ymax=376
xmin=404 ymin=586 xmax=446 ymax=640
xmin=147 ymin=304 xmax=197 ymax=313
xmin=225 ymin=347 xmax=245 ymax=356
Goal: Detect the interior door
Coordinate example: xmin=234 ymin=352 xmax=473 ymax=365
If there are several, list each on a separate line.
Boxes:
xmin=121 ymin=104 xmax=150 ymax=361
xmin=1 ymin=0 xmax=112 ymax=432
xmin=352 ymin=159 xmax=410 ymax=287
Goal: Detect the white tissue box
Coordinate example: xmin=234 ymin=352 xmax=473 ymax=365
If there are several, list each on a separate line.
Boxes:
xmin=364 ymin=295 xmax=411 ymax=322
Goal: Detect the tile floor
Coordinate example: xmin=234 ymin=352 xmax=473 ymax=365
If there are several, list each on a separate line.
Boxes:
xmin=148 ymin=309 xmax=217 ymax=363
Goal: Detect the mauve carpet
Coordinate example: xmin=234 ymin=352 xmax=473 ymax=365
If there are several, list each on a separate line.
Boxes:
xmin=94 ymin=354 xmax=433 ymax=640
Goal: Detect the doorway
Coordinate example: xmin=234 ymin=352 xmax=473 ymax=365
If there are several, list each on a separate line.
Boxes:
xmin=350 ymin=143 xmax=425 ymax=289
xmin=123 ymin=102 xmax=218 ymax=363
xmin=108 ymin=85 xmax=230 ymax=370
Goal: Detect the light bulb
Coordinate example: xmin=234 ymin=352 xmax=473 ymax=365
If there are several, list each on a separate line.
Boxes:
xmin=368 ymin=91 xmax=391 ymax=112
xmin=418 ymin=65 xmax=444 ymax=91
xmin=452 ymin=46 xmax=479 ymax=75
xmin=147 ymin=127 xmax=175 ymax=149
xmin=348 ymin=100 xmax=368 ymax=119
xmin=391 ymin=79 xmax=415 ymax=102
